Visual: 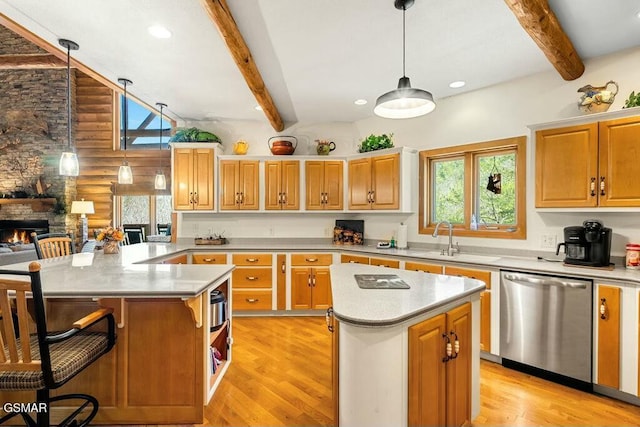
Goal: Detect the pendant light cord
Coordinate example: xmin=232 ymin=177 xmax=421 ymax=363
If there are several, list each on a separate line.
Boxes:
xmin=158 ymin=103 xmax=164 ymax=168
xmin=66 ymin=43 xmax=72 ymax=150
xmin=123 ymin=81 xmax=128 ymax=158
xmin=402 ymin=4 xmax=406 ymax=78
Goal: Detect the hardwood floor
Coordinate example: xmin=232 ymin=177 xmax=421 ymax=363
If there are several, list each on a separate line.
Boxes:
xmin=113 ymin=316 xmax=640 ymax=426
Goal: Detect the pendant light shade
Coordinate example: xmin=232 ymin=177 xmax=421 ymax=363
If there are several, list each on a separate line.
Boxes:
xmin=154 ymin=102 xmax=167 ymax=190
xmin=117 ymin=78 xmax=133 ymax=184
xmin=58 ymin=39 xmax=80 ymax=176
xmin=374 ymin=0 xmax=435 ymax=119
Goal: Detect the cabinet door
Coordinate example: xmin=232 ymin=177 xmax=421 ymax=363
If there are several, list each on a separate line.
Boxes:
xmin=162 ymin=254 xmax=188 ymax=264
xmin=219 ymin=160 xmax=239 ymax=210
xmin=445 ymin=302 xmax=471 ymax=427
xmin=324 ymin=161 xmax=344 ymax=210
xmin=535 ymin=124 xmax=598 ymax=207
xmin=479 ymin=291 xmax=491 ymax=352
xmin=598 ymin=116 xmax=640 ymax=207
xmin=408 ymin=312 xmax=447 ymax=426
xmin=192 ymin=148 xmax=214 ymax=210
xmin=291 ymin=267 xmax=312 ymax=310
xmin=369 ymin=257 xmax=400 ymax=269
xmin=239 ymin=161 xmax=260 ymax=210
xmin=281 ymin=160 xmax=300 ymax=210
xmin=173 ymin=148 xmax=194 ymax=210
xmin=405 ymin=261 xmax=443 ymax=274
xmin=341 ymin=254 xmax=369 ymax=264
xmin=597 ymin=285 xmax=620 ymax=389
xmin=305 ymin=161 xmax=325 ymax=210
xmin=264 ymin=161 xmax=282 ymax=210
xmin=371 ymin=153 xmax=399 ymax=210
xmin=348 ymin=158 xmax=372 ymax=209
xmin=311 ymin=267 xmax=331 ymax=310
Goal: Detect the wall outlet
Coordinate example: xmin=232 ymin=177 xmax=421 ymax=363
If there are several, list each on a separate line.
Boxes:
xmin=541 ymin=234 xmax=557 ymax=249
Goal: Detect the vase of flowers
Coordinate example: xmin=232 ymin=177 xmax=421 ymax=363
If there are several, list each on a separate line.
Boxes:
xmin=96 ymin=226 xmax=125 ymax=254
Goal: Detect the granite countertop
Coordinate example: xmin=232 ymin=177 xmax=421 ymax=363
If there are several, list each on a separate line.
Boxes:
xmin=329 ymin=263 xmax=485 ymax=326
xmin=171 ymin=239 xmax=640 ymax=285
xmin=0 ymin=244 xmax=234 ymax=299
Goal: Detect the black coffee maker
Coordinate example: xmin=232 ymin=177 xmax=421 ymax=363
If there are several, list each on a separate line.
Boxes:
xmin=556 ymin=219 xmax=612 ymax=267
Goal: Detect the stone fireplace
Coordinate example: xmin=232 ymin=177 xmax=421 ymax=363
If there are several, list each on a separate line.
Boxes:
xmin=0 ymin=219 xmax=49 ymax=244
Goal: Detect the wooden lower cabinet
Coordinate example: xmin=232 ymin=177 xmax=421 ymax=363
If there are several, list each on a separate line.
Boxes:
xmin=340 ymin=254 xmax=369 ymax=264
xmin=444 ymin=266 xmax=492 ymax=353
xmin=291 ymin=253 xmax=332 ymax=310
xmin=231 ymin=253 xmax=273 ymax=311
xmin=369 ymin=256 xmax=400 ymax=269
xmin=192 ymin=253 xmax=227 ymax=264
xmin=408 ymin=302 xmax=471 ymax=427
xmin=405 ymin=261 xmax=443 ymax=274
xmin=161 ymin=253 xmax=188 ymax=264
xmin=597 ymin=284 xmax=621 ymax=389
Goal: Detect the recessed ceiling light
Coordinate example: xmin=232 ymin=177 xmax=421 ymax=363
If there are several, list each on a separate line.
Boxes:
xmin=637 ymin=11 xmax=640 ymax=18
xmin=255 ymin=105 xmax=263 ymax=111
xmin=148 ymin=25 xmax=172 ymax=39
xmin=354 ymin=99 xmax=368 ymax=106
xmin=449 ymin=81 xmax=466 ymax=89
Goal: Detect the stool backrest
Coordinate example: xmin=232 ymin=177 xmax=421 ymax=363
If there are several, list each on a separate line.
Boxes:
xmin=31 ymin=232 xmax=75 ymax=259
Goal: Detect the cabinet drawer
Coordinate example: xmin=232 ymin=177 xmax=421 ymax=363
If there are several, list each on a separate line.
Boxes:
xmin=162 ymin=254 xmax=188 ymax=264
xmin=369 ymin=257 xmax=400 ymax=269
xmin=232 ymin=267 xmax=272 ymax=288
xmin=291 ymin=253 xmax=333 ymax=266
xmin=444 ymin=266 xmax=491 ymax=289
xmin=232 ymin=290 xmax=272 ymax=310
xmin=232 ymin=253 xmax=272 ymax=266
xmin=405 ymin=261 xmax=443 ymax=274
xmin=341 ymin=254 xmax=369 ymax=264
xmin=192 ymin=253 xmax=227 ymax=264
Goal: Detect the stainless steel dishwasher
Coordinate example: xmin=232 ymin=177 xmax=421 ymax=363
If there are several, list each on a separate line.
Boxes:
xmin=500 ymin=271 xmax=593 ymax=386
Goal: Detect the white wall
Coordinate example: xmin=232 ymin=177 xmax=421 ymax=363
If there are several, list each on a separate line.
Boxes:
xmin=179 ymin=46 xmax=640 ymax=256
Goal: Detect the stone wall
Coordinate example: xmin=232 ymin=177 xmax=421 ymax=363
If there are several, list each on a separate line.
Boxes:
xmin=0 ymin=25 xmax=77 ymax=234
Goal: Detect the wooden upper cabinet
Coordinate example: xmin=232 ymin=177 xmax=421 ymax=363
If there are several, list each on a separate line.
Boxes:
xmin=598 ymin=116 xmax=640 ymax=207
xmin=172 ymin=148 xmax=214 ymax=210
xmin=219 ymin=160 xmax=259 ymax=210
xmin=535 ymin=116 xmax=640 ymax=208
xmin=348 ymin=153 xmax=399 ymax=210
xmin=265 ymin=160 xmax=299 ymax=210
xmin=305 ymin=160 xmax=343 ymax=210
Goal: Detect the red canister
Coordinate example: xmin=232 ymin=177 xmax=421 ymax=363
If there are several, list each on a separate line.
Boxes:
xmin=625 ymin=243 xmax=640 ymax=269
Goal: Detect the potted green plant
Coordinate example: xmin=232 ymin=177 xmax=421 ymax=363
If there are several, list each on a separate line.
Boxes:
xmin=169 ymin=127 xmax=222 ymax=143
xmin=358 ymin=133 xmax=394 ymax=153
xmin=623 ymin=91 xmax=640 ymax=108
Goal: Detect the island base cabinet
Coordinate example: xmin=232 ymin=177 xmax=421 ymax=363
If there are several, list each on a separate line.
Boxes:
xmin=0 ymin=296 xmax=222 ymax=425
xmin=408 ymin=302 xmax=471 ymax=427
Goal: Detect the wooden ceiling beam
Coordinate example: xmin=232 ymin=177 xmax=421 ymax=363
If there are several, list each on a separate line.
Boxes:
xmin=504 ymin=0 xmax=584 ymax=80
xmin=201 ymin=0 xmax=285 ymax=132
xmin=0 ymin=53 xmax=66 ymax=69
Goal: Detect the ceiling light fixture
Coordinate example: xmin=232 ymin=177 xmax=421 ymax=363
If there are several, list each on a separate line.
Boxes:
xmin=58 ymin=39 xmax=80 ymax=176
xmin=154 ymin=102 xmax=167 ymax=190
xmin=354 ymin=99 xmax=368 ymax=106
xmin=374 ymin=0 xmax=435 ymax=119
xmin=148 ymin=25 xmax=172 ymax=39
xmin=117 ymin=78 xmax=133 ymax=185
xmin=254 ymin=105 xmax=263 ymax=111
xmin=449 ymin=80 xmax=466 ymax=88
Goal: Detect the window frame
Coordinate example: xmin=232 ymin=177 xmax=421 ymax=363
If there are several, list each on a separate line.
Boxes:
xmin=117 ymin=94 xmax=174 ymax=151
xmin=419 ymin=136 xmax=527 ymax=239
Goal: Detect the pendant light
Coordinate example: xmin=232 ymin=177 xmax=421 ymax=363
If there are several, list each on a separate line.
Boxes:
xmin=154 ymin=102 xmax=167 ymax=190
xmin=117 ymin=78 xmax=133 ymax=184
xmin=58 ymin=39 xmax=80 ymax=176
xmin=374 ymin=0 xmax=435 ymax=119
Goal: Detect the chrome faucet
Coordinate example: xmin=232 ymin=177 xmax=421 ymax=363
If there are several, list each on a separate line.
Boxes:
xmin=432 ymin=221 xmax=459 ymax=256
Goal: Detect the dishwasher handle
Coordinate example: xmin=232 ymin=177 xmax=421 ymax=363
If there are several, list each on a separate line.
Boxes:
xmin=502 ymin=273 xmax=588 ymax=289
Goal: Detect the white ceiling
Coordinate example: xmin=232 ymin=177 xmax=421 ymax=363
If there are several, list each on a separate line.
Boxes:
xmin=1 ymin=0 xmax=639 ymax=128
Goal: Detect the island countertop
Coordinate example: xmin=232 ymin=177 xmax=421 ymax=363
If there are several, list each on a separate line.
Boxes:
xmin=0 ymin=243 xmax=234 ymax=299
xmin=329 ymin=263 xmax=486 ymax=327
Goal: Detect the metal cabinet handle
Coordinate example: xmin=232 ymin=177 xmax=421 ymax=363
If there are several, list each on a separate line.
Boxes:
xmin=240 ymin=192 xmax=245 ymax=204
xmin=246 ymin=298 xmax=259 ymax=303
xmin=590 ymin=177 xmax=596 ymax=197
xmin=235 ymin=192 xmax=240 ymax=204
xmin=281 ymin=261 xmax=286 ymax=273
xmin=189 ymin=192 xmax=194 ymax=204
xmin=326 ymin=307 xmax=334 ymax=332
xmin=600 ymin=176 xmax=606 ymax=196
xmin=307 ymin=274 xmax=312 ymax=286
xmin=450 ymin=331 xmax=460 ymax=359
xmin=600 ymin=298 xmax=607 ymax=320
xmin=246 ymin=258 xmax=258 ymax=263
xmin=442 ymin=334 xmax=451 ymax=363
xmin=193 ymin=192 xmax=198 ymax=204
xmin=370 ymin=190 xmax=375 ymax=203
xmin=246 ymin=276 xmax=258 ymax=281
xmin=312 ymin=274 xmax=316 ymax=287
xmin=305 ymin=258 xmax=318 ymax=262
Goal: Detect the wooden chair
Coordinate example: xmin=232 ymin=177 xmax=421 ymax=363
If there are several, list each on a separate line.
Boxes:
xmin=31 ymin=232 xmax=75 ymax=259
xmin=0 ymin=262 xmax=116 ymax=426
xmin=157 ymin=224 xmax=170 ymax=235
xmin=122 ymin=226 xmax=145 ymax=245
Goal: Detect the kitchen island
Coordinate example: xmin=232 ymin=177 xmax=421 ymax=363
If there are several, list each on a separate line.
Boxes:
xmin=0 ymin=244 xmax=234 ymax=425
xmin=328 ymin=263 xmax=485 ymax=427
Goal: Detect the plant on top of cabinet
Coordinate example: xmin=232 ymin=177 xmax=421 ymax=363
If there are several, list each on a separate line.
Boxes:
xmin=623 ymin=91 xmax=640 ymax=108
xmin=358 ymin=133 xmax=394 ymax=153
xmin=170 ymin=127 xmax=221 ymax=143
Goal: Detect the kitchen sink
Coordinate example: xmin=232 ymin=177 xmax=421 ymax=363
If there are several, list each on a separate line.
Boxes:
xmin=424 ymin=252 xmax=501 ymax=264
xmin=354 ymin=274 xmax=410 ymax=289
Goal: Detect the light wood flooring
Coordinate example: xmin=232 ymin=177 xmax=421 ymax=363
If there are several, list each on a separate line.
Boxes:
xmin=117 ymin=316 xmax=640 ymax=426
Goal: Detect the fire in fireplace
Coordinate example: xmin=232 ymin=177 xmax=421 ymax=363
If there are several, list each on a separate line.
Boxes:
xmin=0 ymin=220 xmax=49 ymax=244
